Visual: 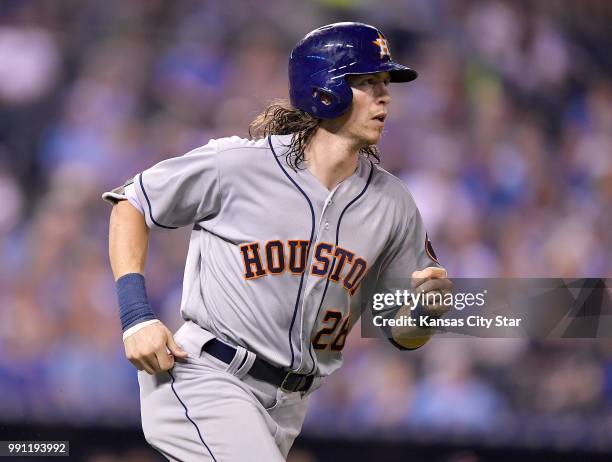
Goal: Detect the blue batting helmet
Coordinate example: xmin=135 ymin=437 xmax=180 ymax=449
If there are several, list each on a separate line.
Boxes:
xmin=289 ymin=22 xmax=417 ymax=119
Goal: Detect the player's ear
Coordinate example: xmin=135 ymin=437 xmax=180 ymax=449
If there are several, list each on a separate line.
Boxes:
xmin=313 ymin=89 xmax=334 ymax=106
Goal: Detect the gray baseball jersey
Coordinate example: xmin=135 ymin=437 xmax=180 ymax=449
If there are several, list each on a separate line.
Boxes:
xmin=105 ymin=134 xmax=438 ymax=377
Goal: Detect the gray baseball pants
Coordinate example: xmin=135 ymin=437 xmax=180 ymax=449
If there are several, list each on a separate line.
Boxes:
xmin=138 ymin=321 xmax=314 ymax=461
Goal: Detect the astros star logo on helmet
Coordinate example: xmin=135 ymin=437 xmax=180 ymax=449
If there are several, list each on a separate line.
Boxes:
xmin=373 ymin=32 xmax=391 ymax=59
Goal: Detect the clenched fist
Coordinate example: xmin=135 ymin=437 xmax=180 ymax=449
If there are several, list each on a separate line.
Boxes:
xmin=124 ymin=322 xmax=188 ymax=374
xmin=411 ymin=266 xmax=453 ymax=319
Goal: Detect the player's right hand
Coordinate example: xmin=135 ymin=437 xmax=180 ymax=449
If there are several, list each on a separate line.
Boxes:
xmin=123 ymin=322 xmax=188 ymax=374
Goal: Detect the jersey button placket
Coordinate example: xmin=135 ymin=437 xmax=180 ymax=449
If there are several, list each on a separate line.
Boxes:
xmin=301 ymin=198 xmax=333 ymax=371
xmin=322 ymin=194 xmax=335 ymax=233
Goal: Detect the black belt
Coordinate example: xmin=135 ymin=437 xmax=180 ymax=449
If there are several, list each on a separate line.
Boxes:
xmin=202 ymin=338 xmax=315 ymax=393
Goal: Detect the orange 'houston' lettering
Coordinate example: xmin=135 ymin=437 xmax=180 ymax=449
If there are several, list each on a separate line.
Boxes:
xmin=311 ymin=242 xmax=334 ymax=276
xmin=344 ymin=257 xmax=368 ymax=295
xmin=240 ymin=242 xmax=266 ymax=279
xmin=288 ymin=240 xmax=309 ymax=274
xmin=264 ymin=240 xmax=285 ymax=274
xmin=329 ymin=247 xmax=354 ymax=282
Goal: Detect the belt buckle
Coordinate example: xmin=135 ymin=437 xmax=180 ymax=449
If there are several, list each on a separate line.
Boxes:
xmin=280 ymin=371 xmax=306 ymax=393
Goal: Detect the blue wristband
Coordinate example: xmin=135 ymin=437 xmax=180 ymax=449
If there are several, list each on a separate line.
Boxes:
xmin=116 ymin=273 xmax=157 ymax=331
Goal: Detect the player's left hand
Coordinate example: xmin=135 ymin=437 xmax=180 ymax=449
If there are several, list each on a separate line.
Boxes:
xmin=411 ymin=266 xmax=453 ymax=318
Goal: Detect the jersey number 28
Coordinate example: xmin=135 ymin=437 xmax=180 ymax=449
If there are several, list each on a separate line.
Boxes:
xmin=312 ymin=310 xmax=351 ymax=351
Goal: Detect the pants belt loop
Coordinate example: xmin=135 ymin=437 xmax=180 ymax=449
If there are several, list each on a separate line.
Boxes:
xmin=233 ymin=348 xmax=256 ymax=379
xmin=226 ymin=345 xmax=246 ymax=376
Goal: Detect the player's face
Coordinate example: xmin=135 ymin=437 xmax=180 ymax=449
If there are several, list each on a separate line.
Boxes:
xmin=323 ymin=72 xmax=392 ymax=147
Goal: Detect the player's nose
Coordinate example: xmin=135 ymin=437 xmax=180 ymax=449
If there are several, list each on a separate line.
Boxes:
xmin=376 ymin=83 xmax=391 ymax=105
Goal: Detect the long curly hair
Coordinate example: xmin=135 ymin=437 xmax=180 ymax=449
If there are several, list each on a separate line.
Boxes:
xmin=248 ymin=99 xmax=380 ymax=170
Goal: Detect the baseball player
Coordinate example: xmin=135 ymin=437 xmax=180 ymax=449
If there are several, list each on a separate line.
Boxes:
xmin=104 ymin=22 xmax=450 ymax=461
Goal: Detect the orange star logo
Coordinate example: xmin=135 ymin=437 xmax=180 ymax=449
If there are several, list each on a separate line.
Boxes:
xmin=372 ymin=32 xmax=391 ymax=59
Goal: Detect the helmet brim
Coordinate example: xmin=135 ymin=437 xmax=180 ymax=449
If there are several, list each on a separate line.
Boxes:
xmin=336 ymin=61 xmax=418 ymax=83
xmin=386 ymin=63 xmax=418 ymax=82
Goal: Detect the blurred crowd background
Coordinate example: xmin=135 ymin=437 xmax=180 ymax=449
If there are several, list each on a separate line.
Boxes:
xmin=0 ymin=0 xmax=611 ymax=460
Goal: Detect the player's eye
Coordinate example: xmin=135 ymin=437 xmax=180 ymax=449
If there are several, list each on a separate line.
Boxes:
xmin=361 ymin=77 xmax=377 ymax=87
xmin=351 ymin=75 xmax=387 ymax=88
